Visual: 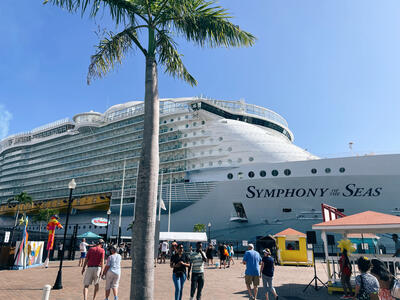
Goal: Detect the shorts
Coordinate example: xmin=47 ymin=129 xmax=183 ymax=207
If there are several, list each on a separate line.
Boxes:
xmin=245 ymin=275 xmax=260 ymax=286
xmin=83 ymin=267 xmax=101 ymax=286
xmin=161 ymin=251 xmax=167 ymax=256
xmin=220 ymin=256 xmax=226 ymax=261
xmin=105 ymin=271 xmax=120 ymax=290
xmin=80 ymin=252 xmax=86 ymax=258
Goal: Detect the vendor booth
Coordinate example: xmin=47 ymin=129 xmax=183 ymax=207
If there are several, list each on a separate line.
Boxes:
xmin=312 ymin=210 xmax=400 ymax=294
xmin=274 ymin=228 xmax=313 ymax=266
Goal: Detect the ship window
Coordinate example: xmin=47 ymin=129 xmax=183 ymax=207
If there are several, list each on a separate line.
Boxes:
xmin=170 ymin=128 xmax=173 ymax=131
xmin=339 ymin=167 xmax=345 ymax=173
xmin=284 ymin=169 xmax=291 ymax=176
xmin=200 ymin=163 xmax=204 ymax=167
xmin=192 ymin=164 xmax=196 ymax=168
xmin=227 ymin=147 xmax=232 ymax=152
xmin=201 ymin=120 xmax=205 ymax=125
xmin=283 ymin=208 xmax=292 ymax=213
xmin=170 ymin=119 xmax=174 ymax=122
xmin=218 ymin=160 xmax=222 ymax=165
xmin=185 ymin=124 xmax=189 ymax=128
xmin=271 ymin=170 xmax=278 ymax=176
xmin=260 ymin=170 xmax=266 ymax=177
xmin=163 ymin=120 xmax=167 ymax=124
xmin=248 ymin=171 xmax=255 ymax=178
xmin=193 ymin=122 xmax=197 ymax=126
xmin=209 ymin=162 xmax=213 ymax=166
xmin=249 ymin=157 xmax=254 ymax=162
xmin=184 ymin=134 xmax=187 ymax=137
xmin=88 ymin=225 xmax=92 ymax=229
xmin=218 ymin=137 xmax=223 ymax=141
xmin=201 ymin=130 xmax=205 ymax=134
xmin=237 ymin=158 xmax=242 ymax=163
xmin=184 ymin=143 xmax=187 ymax=147
xmin=185 ymin=115 xmax=189 ymax=119
xmin=228 ymin=159 xmax=233 ymax=164
xmin=178 ymin=117 xmax=181 ymax=121
xmin=238 ymin=172 xmax=243 ymax=179
xmin=325 ymin=168 xmax=331 ymax=174
xmin=227 ymin=173 xmax=233 ymax=179
xmin=311 ymin=168 xmax=317 ymax=174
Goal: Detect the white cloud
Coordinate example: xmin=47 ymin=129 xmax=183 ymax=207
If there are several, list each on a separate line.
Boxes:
xmin=0 ymin=105 xmax=12 ymax=139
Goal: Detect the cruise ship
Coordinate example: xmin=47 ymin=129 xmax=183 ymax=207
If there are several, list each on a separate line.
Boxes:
xmin=1 ymin=97 xmax=400 ymax=241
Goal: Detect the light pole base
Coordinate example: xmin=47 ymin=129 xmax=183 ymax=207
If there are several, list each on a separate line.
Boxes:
xmin=53 ymin=269 xmax=63 ymax=290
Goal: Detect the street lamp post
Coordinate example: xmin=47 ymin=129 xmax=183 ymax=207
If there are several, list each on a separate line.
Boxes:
xmin=105 ymin=209 xmax=111 ymax=244
xmin=53 ymin=179 xmax=76 ymax=290
xmin=208 ymin=222 xmax=211 ymax=243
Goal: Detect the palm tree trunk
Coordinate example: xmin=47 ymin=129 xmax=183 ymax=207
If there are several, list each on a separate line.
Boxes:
xmin=130 ymin=55 xmax=159 ymax=300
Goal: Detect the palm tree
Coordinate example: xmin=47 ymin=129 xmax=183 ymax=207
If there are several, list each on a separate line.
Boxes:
xmin=43 ymin=1 xmax=255 ymax=298
xmin=193 ymin=223 xmax=206 ymax=232
xmin=8 ymin=192 xmax=33 ymax=227
xmin=32 ymin=208 xmax=59 ymax=239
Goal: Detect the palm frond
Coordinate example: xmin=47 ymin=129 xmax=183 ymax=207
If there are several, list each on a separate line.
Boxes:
xmin=165 ymin=0 xmax=256 ymax=48
xmin=43 ymin=0 xmax=147 ymax=25
xmin=87 ymin=26 xmax=146 ymax=84
xmin=156 ymin=30 xmax=197 ymax=86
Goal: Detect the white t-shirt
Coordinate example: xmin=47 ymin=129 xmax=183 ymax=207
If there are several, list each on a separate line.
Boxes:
xmin=80 ymin=242 xmax=89 ymax=252
xmin=161 ymin=241 xmax=169 ymax=252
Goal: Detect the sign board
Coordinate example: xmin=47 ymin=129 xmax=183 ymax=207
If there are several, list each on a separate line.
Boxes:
xmin=211 ymin=239 xmax=217 ymax=246
xmin=4 ymin=231 xmax=10 ymax=243
xmin=242 ymin=240 xmax=248 ymax=246
xmin=91 ymin=217 xmax=109 ymax=227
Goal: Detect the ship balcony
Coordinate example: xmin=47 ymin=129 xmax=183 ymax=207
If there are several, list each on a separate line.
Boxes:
xmin=230 ymin=203 xmax=248 ymax=222
xmin=73 ymin=112 xmax=103 ymax=131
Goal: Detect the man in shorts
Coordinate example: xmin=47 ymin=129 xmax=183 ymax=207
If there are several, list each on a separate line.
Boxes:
xmin=242 ymin=243 xmax=262 ymax=300
xmin=79 ymin=238 xmax=91 ymax=267
xmin=161 ymin=240 xmax=169 ymax=263
xmin=82 ymin=239 xmax=105 ymax=300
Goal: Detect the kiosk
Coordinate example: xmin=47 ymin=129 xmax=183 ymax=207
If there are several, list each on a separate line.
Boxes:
xmin=274 ymin=228 xmax=313 ymax=266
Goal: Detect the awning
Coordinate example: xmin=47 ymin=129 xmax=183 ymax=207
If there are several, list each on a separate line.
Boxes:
xmin=159 ymin=232 xmax=207 ymax=242
xmin=77 ymin=231 xmax=102 ymax=239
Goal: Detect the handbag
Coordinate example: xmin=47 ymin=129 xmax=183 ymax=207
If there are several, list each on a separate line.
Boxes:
xmin=357 ymin=275 xmax=369 ymax=300
xmin=391 ymin=278 xmax=400 ymax=299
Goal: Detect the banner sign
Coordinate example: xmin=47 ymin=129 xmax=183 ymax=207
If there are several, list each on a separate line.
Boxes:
xmin=242 ymin=240 xmax=248 ymax=246
xmin=4 ymin=231 xmax=10 ymax=243
xmin=14 ymin=241 xmax=44 ymax=268
xmin=91 ymin=217 xmax=109 ymax=227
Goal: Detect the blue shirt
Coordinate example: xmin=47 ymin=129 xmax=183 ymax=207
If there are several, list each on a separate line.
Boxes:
xmin=107 ymin=253 xmax=121 ymax=275
xmin=243 ymin=250 xmax=262 ymax=276
xmin=261 ymin=256 xmax=274 ymax=277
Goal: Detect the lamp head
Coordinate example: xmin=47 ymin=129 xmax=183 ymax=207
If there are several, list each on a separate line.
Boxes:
xmin=69 ymin=179 xmax=76 ymax=190
xmin=107 ymin=209 xmax=111 ymax=215
xmin=208 ymin=222 xmax=211 ymax=227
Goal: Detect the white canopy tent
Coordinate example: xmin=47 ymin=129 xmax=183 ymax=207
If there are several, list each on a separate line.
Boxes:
xmin=312 ymin=210 xmax=400 ymax=283
xmin=159 ymin=232 xmax=208 ymax=242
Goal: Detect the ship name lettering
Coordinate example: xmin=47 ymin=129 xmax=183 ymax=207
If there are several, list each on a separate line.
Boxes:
xmin=342 ymin=184 xmax=382 ymax=197
xmin=246 ymin=186 xmax=330 ymax=198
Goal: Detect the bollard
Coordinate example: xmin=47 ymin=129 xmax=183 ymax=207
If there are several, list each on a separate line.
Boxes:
xmin=42 ymin=284 xmax=51 ymax=300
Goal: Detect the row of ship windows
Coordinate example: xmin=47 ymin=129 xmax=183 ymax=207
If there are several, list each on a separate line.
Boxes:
xmin=227 ymin=167 xmax=346 ymax=179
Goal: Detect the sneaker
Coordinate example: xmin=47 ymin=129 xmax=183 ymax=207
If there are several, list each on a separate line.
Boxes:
xmin=190 ymin=298 xmax=194 ymax=300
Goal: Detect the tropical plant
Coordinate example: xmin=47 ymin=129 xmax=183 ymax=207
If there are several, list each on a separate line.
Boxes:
xmin=43 ymin=1 xmax=255 ymax=299
xmin=127 ymin=222 xmax=134 ymax=231
xmin=193 ymin=223 xmax=206 ymax=232
xmin=8 ymin=192 xmax=33 ymax=227
xmin=32 ymin=208 xmax=59 ymax=238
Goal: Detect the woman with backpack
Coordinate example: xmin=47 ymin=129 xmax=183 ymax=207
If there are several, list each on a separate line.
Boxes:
xmin=339 ymin=249 xmax=353 ymax=299
xmin=355 ymin=256 xmax=380 ymax=300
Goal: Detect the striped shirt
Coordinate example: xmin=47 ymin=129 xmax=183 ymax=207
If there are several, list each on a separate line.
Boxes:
xmin=190 ymin=251 xmax=205 ymax=273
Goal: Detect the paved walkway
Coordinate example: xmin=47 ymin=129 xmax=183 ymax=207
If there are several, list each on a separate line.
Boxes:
xmin=0 ymin=259 xmax=341 ymax=299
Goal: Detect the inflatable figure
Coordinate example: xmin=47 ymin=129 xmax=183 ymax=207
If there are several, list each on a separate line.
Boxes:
xmin=44 ymin=215 xmax=63 ymax=268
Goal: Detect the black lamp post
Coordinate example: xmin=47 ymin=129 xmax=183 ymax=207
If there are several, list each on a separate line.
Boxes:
xmin=53 ymin=179 xmax=76 ymax=290
xmin=208 ymin=222 xmax=211 ymax=243
xmin=105 ymin=209 xmax=111 ymax=244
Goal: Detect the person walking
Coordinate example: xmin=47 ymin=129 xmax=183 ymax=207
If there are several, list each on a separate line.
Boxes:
xmin=392 ymin=234 xmax=400 ymax=270
xmin=82 ymin=239 xmax=105 ymax=300
xmin=79 ymin=238 xmax=90 ymax=267
xmin=170 ymin=244 xmax=190 ymax=300
xmin=354 ymin=256 xmax=379 ymax=300
xmin=206 ymin=244 xmax=214 ymax=266
xmin=371 ymin=259 xmax=396 ymax=300
xmin=161 ymin=241 xmax=169 ymax=264
xmin=102 ymin=245 xmax=121 ymax=300
xmin=260 ymin=249 xmax=278 ymax=300
xmin=242 ymin=243 xmax=262 ymax=300
xmin=229 ymin=244 xmax=235 ymax=266
xmin=218 ymin=243 xmax=226 ymax=269
xmin=188 ymin=242 xmax=207 ymax=300
xmin=338 ymin=249 xmax=352 ymax=299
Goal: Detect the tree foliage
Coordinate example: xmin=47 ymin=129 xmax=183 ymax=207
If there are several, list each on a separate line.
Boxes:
xmin=32 ymin=208 xmax=59 ymax=224
xmin=193 ymin=223 xmax=206 ymax=232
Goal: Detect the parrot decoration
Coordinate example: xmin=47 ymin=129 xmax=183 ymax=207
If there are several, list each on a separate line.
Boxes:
xmin=44 ymin=215 xmax=63 ymax=268
xmin=337 ymin=238 xmax=356 ymax=254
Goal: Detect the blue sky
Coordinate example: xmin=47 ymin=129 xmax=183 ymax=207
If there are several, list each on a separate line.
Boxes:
xmin=1 ymin=0 xmax=400 ymax=157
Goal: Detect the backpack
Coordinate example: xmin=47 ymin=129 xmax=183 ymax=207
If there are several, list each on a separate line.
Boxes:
xmin=357 ymin=275 xmax=369 ymax=300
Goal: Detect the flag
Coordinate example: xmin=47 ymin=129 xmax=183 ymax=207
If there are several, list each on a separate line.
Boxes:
xmin=160 ymin=198 xmax=166 ymax=210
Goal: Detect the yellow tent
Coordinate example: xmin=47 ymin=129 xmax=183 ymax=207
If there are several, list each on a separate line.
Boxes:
xmin=274 ymin=228 xmax=313 ymax=266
